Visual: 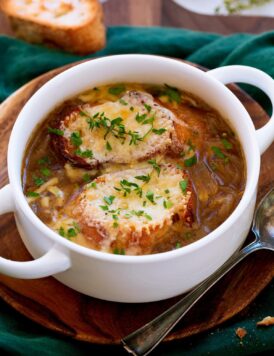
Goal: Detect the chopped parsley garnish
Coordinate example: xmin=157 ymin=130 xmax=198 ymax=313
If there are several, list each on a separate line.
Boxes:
xmin=67 ymin=228 xmax=77 ymax=238
xmin=40 ymin=167 xmax=51 ymax=177
xmin=108 ymin=84 xmax=125 ymax=96
xmin=163 ymin=84 xmax=181 ymax=103
xmin=179 ymin=179 xmax=188 ymax=194
xmin=83 ymin=173 xmax=91 ymax=183
xmin=33 ymin=176 xmax=45 ymax=187
xmin=38 ymin=156 xmax=50 ymax=165
xmin=135 ymin=174 xmax=150 ymax=183
xmin=184 ymin=154 xmax=197 ymax=167
xmin=187 ymin=140 xmax=196 ymax=152
xmin=135 ymin=113 xmax=147 ymax=123
xmin=146 ymin=191 xmax=155 ymax=204
xmin=152 ymin=128 xmax=166 ymax=135
xmin=116 ymin=180 xmax=143 ymax=197
xmin=130 ymin=106 xmax=134 ymax=111
xmin=211 ymin=146 xmax=229 ymax=163
xmin=113 ymin=222 xmax=119 ymax=228
xmin=142 ymin=116 xmax=155 ymax=125
xmin=48 ymin=127 xmax=64 ymax=136
xmin=70 ymin=131 xmax=82 ymax=147
xmin=163 ymin=200 xmax=173 ymax=209
xmin=113 ymin=247 xmax=125 ymax=255
xmin=144 ymin=103 xmax=152 ymax=112
xmin=100 ymin=205 xmax=109 ymax=211
xmin=89 ymin=182 xmax=97 ymax=189
xmin=75 ymin=149 xmax=93 ymax=158
xmin=119 ymin=99 xmax=128 ymax=105
xmin=59 ymin=225 xmax=78 ymax=240
xmin=58 ymin=227 xmax=65 ymax=237
xmin=165 ymin=189 xmax=170 ymax=194
xmin=175 ymin=242 xmax=181 ymax=249
xmin=130 ymin=210 xmax=152 ymax=220
xmin=144 ymin=213 xmax=152 ymax=221
xmin=221 ymin=139 xmax=233 ymax=150
xmin=176 ymin=164 xmax=183 ymax=169
xmin=104 ymin=195 xmax=115 ymax=205
xmin=106 ymin=141 xmax=112 ymax=151
xmin=26 ymin=191 xmax=40 ymax=198
xmin=148 ymin=159 xmax=161 ymax=176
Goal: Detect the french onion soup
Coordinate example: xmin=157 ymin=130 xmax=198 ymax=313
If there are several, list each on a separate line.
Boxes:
xmin=22 ymin=83 xmax=246 ymax=255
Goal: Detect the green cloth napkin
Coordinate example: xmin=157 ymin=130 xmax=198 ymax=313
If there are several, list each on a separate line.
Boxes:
xmin=0 ymin=26 xmax=273 ymax=355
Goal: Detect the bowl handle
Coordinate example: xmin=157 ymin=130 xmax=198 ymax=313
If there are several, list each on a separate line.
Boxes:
xmin=0 ymin=184 xmax=71 ymax=279
xmin=207 ymin=65 xmax=274 ymax=155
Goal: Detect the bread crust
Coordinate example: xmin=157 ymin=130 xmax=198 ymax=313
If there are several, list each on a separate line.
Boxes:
xmin=0 ymin=0 xmax=106 ymax=54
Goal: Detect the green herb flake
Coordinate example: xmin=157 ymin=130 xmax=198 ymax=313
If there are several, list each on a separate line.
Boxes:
xmin=144 ymin=103 xmax=152 ymax=112
xmin=48 ymin=127 xmax=64 ymax=136
xmin=108 ymin=84 xmax=125 ymax=96
xmin=119 ymin=99 xmax=128 ymax=105
xmin=104 ymin=195 xmax=115 ymax=205
xmin=90 ymin=182 xmax=97 ymax=189
xmin=66 ymin=228 xmax=76 ymax=238
xmin=163 ymin=200 xmax=173 ymax=209
xmin=83 ymin=173 xmax=91 ymax=183
xmin=58 ymin=227 xmax=65 ymax=237
xmin=135 ymin=113 xmax=147 ymax=123
xmin=179 ymin=179 xmax=188 ymax=194
xmin=148 ymin=159 xmax=161 ymax=176
xmin=184 ymin=154 xmax=197 ymax=167
xmin=176 ymin=164 xmax=183 ymax=170
xmin=106 ymin=141 xmax=112 ymax=151
xmin=163 ymin=84 xmax=181 ymax=103
xmin=221 ymin=139 xmax=233 ymax=150
xmin=146 ymin=191 xmax=155 ymax=204
xmin=165 ymin=189 xmax=170 ymax=194
xmin=33 ymin=176 xmax=45 ymax=187
xmin=113 ymin=222 xmax=119 ymax=228
xmin=211 ymin=146 xmax=227 ymax=160
xmin=26 ymin=191 xmax=40 ymax=198
xmin=130 ymin=106 xmax=134 ymax=111
xmin=40 ymin=167 xmax=51 ymax=177
xmin=152 ymin=128 xmax=167 ymax=135
xmin=100 ymin=205 xmax=109 ymax=211
xmin=175 ymin=242 xmax=181 ymax=249
xmin=38 ymin=156 xmax=50 ymax=165
xmin=113 ymin=247 xmax=125 ymax=255
xmin=142 ymin=201 xmax=147 ymax=207
xmin=144 ymin=213 xmax=152 ymax=221
xmin=75 ymin=149 xmax=93 ymax=158
xmin=70 ymin=131 xmax=82 ymax=147
xmin=135 ymin=174 xmax=150 ymax=183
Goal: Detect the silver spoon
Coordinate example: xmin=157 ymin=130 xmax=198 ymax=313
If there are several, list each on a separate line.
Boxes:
xmin=122 ymin=188 xmax=274 ymax=356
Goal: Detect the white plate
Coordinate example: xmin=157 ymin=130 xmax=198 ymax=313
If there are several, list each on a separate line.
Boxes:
xmin=172 ymin=0 xmax=274 ymax=17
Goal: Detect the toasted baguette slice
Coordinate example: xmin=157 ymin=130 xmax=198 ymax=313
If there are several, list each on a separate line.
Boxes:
xmin=68 ymin=164 xmax=193 ymax=254
xmin=0 ymin=0 xmax=105 ymax=54
xmin=51 ymin=91 xmax=176 ymax=169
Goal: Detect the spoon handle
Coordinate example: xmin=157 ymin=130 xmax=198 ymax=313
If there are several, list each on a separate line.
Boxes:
xmin=122 ymin=241 xmax=262 ymax=356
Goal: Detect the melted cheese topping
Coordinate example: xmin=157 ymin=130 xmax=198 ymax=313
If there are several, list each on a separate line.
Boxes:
xmin=62 ymin=91 xmax=174 ymax=165
xmin=13 ymin=0 xmax=89 ymax=25
xmin=72 ymin=165 xmax=190 ymax=250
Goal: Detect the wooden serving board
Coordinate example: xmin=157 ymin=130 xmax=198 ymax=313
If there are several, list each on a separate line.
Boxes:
xmin=0 ymin=60 xmax=273 ymax=345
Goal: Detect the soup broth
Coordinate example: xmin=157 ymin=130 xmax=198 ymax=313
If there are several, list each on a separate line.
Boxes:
xmin=22 ymin=83 xmax=246 ymax=255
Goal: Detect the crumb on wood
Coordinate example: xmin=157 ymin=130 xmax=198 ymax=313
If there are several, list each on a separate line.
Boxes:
xmin=235 ymin=327 xmax=247 ymax=340
xmin=257 ymin=316 xmax=274 ymax=327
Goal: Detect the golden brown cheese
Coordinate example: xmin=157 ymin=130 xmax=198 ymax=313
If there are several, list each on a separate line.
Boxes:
xmin=54 ymin=91 xmax=176 ymax=168
xmin=62 ymin=164 xmax=192 ymax=254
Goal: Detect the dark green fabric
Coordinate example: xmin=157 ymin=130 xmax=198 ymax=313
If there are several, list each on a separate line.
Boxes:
xmin=0 ymin=26 xmax=273 ymax=355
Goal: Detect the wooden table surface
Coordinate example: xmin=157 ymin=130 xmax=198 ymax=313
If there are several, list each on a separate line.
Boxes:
xmin=0 ymin=0 xmax=273 ymax=35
